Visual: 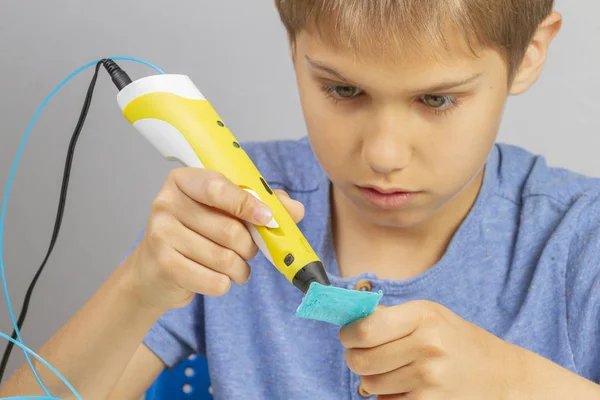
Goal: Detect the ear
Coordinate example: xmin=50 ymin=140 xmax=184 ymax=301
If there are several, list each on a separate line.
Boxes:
xmin=510 ymin=12 xmax=562 ymax=95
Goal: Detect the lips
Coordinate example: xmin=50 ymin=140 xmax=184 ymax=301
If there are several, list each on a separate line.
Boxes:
xmin=357 ymin=185 xmax=419 ymax=209
xmin=362 ymin=185 xmax=414 ymax=194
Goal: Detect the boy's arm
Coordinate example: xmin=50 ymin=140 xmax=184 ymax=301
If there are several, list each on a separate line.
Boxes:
xmin=107 ymin=344 xmax=166 ymax=399
xmin=0 ymin=260 xmax=167 ymax=400
xmin=507 ymin=347 xmax=600 ymax=399
xmin=0 ymin=165 xmax=283 ymax=398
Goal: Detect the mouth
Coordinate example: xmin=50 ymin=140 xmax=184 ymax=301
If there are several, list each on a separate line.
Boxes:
xmin=357 ymin=185 xmax=420 ymax=209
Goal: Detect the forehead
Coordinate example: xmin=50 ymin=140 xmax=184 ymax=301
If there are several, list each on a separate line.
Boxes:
xmin=294 ymin=28 xmax=506 ymax=89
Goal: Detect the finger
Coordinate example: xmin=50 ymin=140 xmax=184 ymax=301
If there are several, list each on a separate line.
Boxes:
xmin=170 ymin=219 xmax=251 ymax=285
xmin=361 ymin=364 xmax=419 ymax=396
xmin=166 ymin=190 xmax=258 ymax=261
xmin=274 ymin=189 xmax=305 ymax=223
xmin=344 ymin=334 xmax=421 ymax=376
xmin=168 ymin=250 xmax=233 ymax=297
xmin=170 ymin=168 xmax=273 ymax=226
xmin=339 ymin=302 xmax=428 ymax=348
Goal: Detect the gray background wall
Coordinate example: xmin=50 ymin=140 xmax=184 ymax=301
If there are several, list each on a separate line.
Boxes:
xmin=0 ymin=0 xmax=597 ymax=384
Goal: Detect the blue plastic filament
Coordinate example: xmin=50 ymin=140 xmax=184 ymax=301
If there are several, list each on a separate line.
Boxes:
xmin=0 ymin=56 xmax=164 ymax=399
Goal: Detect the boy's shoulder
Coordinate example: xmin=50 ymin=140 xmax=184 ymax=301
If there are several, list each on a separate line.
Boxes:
xmin=240 ymin=136 xmax=325 ymax=192
xmin=494 ymin=142 xmax=600 ymax=208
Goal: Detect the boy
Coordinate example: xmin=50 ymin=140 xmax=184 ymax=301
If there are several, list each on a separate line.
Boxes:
xmin=1 ymin=0 xmax=600 ymax=398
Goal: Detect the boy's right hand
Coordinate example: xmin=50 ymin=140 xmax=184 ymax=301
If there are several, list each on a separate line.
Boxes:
xmin=125 ymin=168 xmax=305 ymax=310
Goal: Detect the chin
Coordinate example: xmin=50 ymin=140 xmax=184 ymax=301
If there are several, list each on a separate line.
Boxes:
xmin=363 ymin=207 xmax=429 ymax=229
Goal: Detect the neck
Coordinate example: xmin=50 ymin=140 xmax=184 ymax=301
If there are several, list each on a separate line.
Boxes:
xmin=331 ymin=169 xmax=484 ymax=279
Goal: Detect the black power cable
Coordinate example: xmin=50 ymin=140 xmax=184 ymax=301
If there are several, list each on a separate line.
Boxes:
xmin=0 ymin=59 xmax=108 ymax=383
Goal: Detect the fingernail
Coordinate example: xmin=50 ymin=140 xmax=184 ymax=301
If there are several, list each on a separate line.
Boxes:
xmin=254 ymin=206 xmax=273 ymax=225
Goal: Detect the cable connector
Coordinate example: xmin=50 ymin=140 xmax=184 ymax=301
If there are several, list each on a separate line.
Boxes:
xmin=102 ymin=59 xmax=132 ymax=90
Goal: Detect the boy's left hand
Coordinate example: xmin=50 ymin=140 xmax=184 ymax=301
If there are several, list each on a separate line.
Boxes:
xmin=339 ymin=301 xmax=521 ymax=399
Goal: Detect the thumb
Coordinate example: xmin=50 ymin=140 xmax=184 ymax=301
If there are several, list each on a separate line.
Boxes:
xmin=274 ymin=189 xmax=305 ymax=223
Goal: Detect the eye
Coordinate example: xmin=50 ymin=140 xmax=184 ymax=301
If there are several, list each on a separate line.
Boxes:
xmin=322 ymin=84 xmax=363 ymax=99
xmin=420 ymin=95 xmax=457 ymax=110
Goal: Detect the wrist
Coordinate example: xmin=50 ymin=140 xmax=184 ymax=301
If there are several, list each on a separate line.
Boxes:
xmin=117 ymin=247 xmax=171 ymax=317
xmin=499 ymin=342 xmax=530 ymax=400
xmin=500 ymin=342 xmax=600 ymax=399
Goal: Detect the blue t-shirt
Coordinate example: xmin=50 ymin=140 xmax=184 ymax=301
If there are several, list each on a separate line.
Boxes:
xmin=142 ymin=136 xmax=600 ymax=399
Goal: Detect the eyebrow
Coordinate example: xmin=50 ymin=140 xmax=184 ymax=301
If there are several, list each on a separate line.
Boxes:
xmin=305 ymin=56 xmax=356 ymax=84
xmin=304 ymin=55 xmax=483 ymax=93
xmin=417 ymin=73 xmax=483 ymax=93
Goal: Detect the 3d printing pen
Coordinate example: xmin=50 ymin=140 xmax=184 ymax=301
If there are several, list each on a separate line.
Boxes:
xmin=103 ymin=60 xmax=330 ymax=293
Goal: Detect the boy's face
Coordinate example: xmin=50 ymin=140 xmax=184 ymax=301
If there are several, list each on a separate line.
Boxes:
xmin=291 ymin=29 xmax=511 ymax=229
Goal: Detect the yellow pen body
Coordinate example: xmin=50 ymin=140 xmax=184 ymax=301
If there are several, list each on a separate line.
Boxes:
xmin=115 ymin=74 xmax=329 ymax=293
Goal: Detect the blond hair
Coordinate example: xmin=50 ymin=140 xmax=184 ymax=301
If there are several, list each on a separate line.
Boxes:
xmin=275 ymin=0 xmax=555 ymax=79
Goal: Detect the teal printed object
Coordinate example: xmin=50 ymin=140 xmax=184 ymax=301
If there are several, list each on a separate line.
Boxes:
xmin=296 ymin=282 xmax=383 ymax=326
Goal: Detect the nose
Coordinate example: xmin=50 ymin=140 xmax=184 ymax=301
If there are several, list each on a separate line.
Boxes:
xmin=362 ymin=112 xmax=412 ymax=175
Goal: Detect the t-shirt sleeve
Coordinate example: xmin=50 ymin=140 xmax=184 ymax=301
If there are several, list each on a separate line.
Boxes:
xmin=143 ymin=295 xmax=206 ymax=368
xmin=123 ymin=230 xmax=207 ymax=368
xmin=565 ymin=195 xmax=600 ymax=384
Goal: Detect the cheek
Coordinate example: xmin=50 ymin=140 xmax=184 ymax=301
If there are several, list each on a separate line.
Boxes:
xmin=425 ymin=92 xmax=505 ymax=185
xmin=306 ymin=117 xmax=356 ymax=180
xmin=296 ymin=75 xmax=361 ymax=175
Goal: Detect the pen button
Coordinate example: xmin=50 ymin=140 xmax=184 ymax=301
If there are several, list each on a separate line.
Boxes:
xmin=260 ymin=177 xmax=274 ymax=195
